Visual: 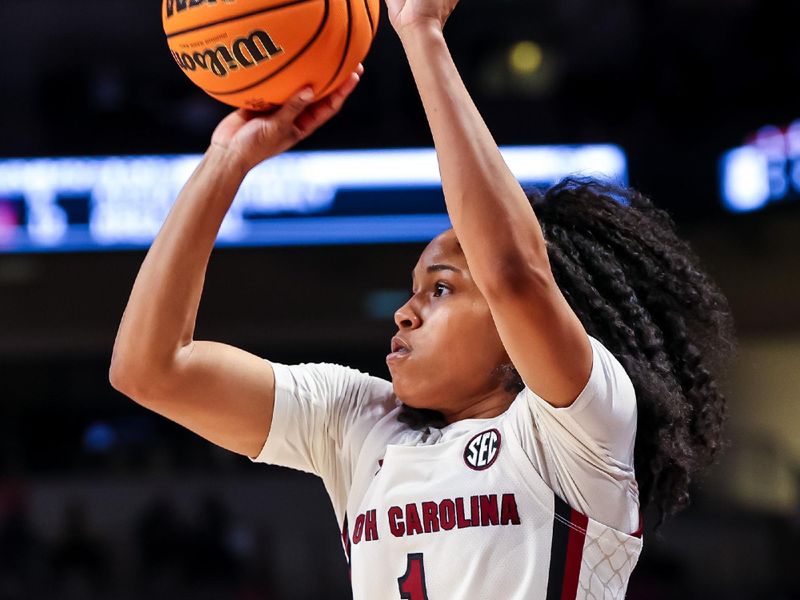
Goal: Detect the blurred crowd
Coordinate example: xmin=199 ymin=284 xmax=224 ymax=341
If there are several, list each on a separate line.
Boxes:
xmin=0 ymin=486 xmax=279 ymax=600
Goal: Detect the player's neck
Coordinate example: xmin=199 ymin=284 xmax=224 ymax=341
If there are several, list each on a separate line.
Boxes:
xmin=441 ymin=390 xmax=516 ymax=425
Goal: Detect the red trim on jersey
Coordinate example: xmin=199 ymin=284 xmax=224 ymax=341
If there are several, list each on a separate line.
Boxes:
xmin=560 ymin=509 xmax=589 ymax=600
xmin=546 ymin=497 xmax=589 ymax=600
xmin=341 ymin=513 xmax=351 ymax=574
xmin=631 ymin=511 xmax=644 ymax=538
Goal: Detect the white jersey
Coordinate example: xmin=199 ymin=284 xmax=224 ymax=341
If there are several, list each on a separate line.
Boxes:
xmin=250 ymin=335 xmax=643 ymax=599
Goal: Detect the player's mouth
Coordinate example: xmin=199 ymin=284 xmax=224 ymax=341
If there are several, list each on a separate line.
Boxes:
xmin=387 ymin=336 xmax=412 ymax=362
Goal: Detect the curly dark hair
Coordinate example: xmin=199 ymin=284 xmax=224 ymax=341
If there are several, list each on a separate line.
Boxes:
xmin=399 ymin=176 xmax=736 ymax=528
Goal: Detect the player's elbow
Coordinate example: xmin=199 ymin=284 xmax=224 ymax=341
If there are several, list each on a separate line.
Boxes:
xmin=108 ymin=359 xmax=163 ymax=406
xmin=109 ymin=358 xmax=129 ymax=392
xmin=109 ymin=360 xmax=142 ymax=400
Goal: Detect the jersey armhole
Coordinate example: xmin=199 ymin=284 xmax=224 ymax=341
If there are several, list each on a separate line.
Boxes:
xmin=248 ymin=360 xmax=292 ymax=464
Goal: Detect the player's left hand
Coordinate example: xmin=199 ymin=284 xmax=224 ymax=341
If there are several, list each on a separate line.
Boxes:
xmin=384 ymin=0 xmax=459 ymax=36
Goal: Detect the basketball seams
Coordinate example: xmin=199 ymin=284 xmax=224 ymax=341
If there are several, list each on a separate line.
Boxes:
xmin=208 ymin=0 xmax=331 ymax=96
xmin=317 ymin=0 xmax=353 ymax=98
xmin=363 ymin=0 xmax=375 ymax=37
xmin=165 ymin=0 xmax=319 ymax=38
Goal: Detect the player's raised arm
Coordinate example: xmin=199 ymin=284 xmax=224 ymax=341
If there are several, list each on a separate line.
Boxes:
xmin=386 ymin=1 xmax=591 ymax=407
xmin=108 ymin=71 xmax=362 ymax=458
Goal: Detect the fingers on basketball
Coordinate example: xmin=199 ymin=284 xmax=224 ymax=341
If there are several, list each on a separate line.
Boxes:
xmin=294 ymin=68 xmax=363 ymax=137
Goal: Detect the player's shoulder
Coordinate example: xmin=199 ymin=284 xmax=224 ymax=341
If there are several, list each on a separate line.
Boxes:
xmin=531 ymin=335 xmax=635 ymax=412
xmin=270 ymin=359 xmax=397 ymax=406
xmin=586 ymin=334 xmax=630 ymax=374
xmin=308 ymin=361 xmax=395 ymax=394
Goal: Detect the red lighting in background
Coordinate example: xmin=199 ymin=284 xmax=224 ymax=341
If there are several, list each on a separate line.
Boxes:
xmin=745 ymin=121 xmax=800 ymax=158
xmin=0 ymin=199 xmax=19 ymax=246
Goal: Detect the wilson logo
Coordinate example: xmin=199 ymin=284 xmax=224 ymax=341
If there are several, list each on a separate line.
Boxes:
xmin=171 ymin=29 xmax=283 ymax=78
xmin=464 ymin=429 xmax=501 ymax=470
xmin=165 ymin=0 xmax=235 ymax=19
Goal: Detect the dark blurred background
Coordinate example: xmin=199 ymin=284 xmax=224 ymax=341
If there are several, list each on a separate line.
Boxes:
xmin=1 ymin=0 xmax=799 ymax=598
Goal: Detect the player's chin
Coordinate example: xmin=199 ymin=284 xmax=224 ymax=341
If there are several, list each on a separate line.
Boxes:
xmin=388 ymin=372 xmax=421 ymax=404
xmin=386 ymin=353 xmax=413 ymax=382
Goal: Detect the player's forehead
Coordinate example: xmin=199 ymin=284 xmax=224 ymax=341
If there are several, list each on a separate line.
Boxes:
xmin=411 ymin=229 xmax=466 ymax=280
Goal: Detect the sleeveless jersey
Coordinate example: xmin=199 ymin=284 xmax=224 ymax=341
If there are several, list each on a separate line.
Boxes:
xmin=250 ymin=335 xmax=643 ymax=599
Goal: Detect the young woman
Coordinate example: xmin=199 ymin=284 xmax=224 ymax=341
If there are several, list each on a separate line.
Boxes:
xmin=110 ymin=0 xmax=734 ymax=597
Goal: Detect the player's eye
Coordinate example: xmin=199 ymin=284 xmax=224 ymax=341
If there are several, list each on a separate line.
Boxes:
xmin=408 ymin=283 xmax=450 ymax=298
xmin=432 ymin=282 xmax=450 ymax=297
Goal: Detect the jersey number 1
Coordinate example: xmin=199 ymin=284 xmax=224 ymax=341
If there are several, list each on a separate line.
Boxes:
xmin=398 ymin=553 xmax=429 ymax=600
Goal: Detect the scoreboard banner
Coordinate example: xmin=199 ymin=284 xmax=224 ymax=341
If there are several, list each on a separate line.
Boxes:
xmin=721 ymin=120 xmax=800 ymax=213
xmin=0 ymin=145 xmax=627 ymax=254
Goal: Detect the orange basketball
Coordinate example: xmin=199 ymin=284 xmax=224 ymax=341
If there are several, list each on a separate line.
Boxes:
xmin=162 ymin=0 xmax=379 ymax=109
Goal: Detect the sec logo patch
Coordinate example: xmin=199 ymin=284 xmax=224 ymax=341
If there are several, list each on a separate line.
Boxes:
xmin=464 ymin=429 xmax=501 ymax=470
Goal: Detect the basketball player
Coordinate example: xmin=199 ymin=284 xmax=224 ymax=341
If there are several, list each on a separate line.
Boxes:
xmin=110 ymin=0 xmax=734 ymax=596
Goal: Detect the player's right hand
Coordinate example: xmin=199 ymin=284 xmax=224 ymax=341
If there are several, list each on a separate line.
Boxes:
xmin=210 ymin=64 xmax=364 ymax=173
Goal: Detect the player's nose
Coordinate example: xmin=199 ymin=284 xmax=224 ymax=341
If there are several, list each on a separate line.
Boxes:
xmin=393 ymin=298 xmax=421 ymax=330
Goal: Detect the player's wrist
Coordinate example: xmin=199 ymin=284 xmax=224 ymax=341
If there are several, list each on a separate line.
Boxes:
xmin=205 ymin=141 xmax=251 ymax=179
xmin=397 ymin=18 xmax=446 ymax=48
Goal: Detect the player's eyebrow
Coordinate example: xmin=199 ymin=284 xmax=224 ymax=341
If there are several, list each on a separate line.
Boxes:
xmin=427 ymin=263 xmax=462 ymax=275
xmin=412 ymin=263 xmax=463 ymax=283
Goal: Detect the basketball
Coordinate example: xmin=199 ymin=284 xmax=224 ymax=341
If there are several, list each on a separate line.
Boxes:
xmin=162 ymin=0 xmax=379 ymax=109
